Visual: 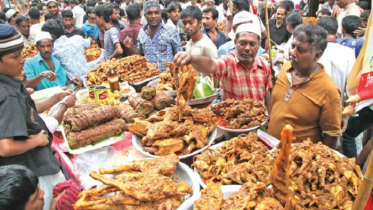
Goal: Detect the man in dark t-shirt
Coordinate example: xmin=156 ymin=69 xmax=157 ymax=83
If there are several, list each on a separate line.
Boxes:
xmin=269 ymin=4 xmax=291 ymax=45
xmin=0 ymin=24 xmax=66 ymax=210
xmin=120 ymin=3 xmax=143 ymax=56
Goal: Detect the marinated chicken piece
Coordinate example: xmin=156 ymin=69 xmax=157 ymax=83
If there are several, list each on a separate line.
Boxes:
xmin=98 ymin=153 xmax=179 ymax=175
xmin=194 ymin=181 xmax=223 ymax=210
xmin=89 ymin=172 xmax=192 ymax=202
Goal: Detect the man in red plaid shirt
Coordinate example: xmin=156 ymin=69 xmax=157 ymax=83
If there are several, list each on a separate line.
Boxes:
xmin=174 ymin=23 xmax=272 ymax=109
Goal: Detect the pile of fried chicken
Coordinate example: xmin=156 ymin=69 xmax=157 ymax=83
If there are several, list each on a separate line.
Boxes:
xmin=127 ymin=63 xmax=214 ymax=156
xmin=194 ymin=125 xmax=295 ymax=210
xmin=22 ymin=44 xmax=39 ymax=58
xmin=272 ymin=139 xmax=362 ymax=209
xmin=84 ymin=41 xmax=102 ymax=63
xmin=194 ymin=125 xmax=363 ymax=209
xmin=157 ymin=62 xmax=178 ymax=91
xmin=213 ymin=98 xmax=268 ymax=129
xmin=86 ymin=55 xmax=160 ymax=85
xmin=193 ymin=132 xmax=275 ymax=186
xmin=74 ymin=154 xmax=192 ymax=210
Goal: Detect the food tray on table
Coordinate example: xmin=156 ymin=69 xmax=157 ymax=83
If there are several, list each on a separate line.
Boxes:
xmin=130 ymin=75 xmax=159 ymax=86
xmin=132 ymin=128 xmax=217 ymax=159
xmin=60 ymin=123 xmax=126 ymax=154
xmin=147 ymin=79 xmax=177 ymax=97
xmin=186 ymin=88 xmax=222 ymax=106
xmin=216 ymin=110 xmax=269 ymax=133
xmin=183 ymin=185 xmax=242 ymax=210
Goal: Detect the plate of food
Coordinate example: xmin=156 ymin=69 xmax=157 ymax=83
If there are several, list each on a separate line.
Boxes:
xmin=192 ymin=132 xmax=275 ymax=189
xmin=147 ymin=79 xmax=177 ymax=97
xmin=85 ymin=55 xmax=160 ymax=86
xmin=61 ymin=104 xmax=128 ymax=154
xmin=73 ymin=154 xmax=200 ymax=210
xmin=132 ymin=128 xmax=217 ymax=159
xmin=213 ymin=98 xmax=269 ymax=133
xmin=186 ymin=88 xmax=222 ymax=106
xmin=129 ymin=104 xmax=218 ymax=159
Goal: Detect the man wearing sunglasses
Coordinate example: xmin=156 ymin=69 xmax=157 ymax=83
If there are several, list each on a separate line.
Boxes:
xmin=46 ymin=0 xmax=64 ymax=29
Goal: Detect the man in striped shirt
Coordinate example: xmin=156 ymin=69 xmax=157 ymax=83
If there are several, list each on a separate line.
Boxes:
xmin=95 ymin=5 xmax=123 ymax=60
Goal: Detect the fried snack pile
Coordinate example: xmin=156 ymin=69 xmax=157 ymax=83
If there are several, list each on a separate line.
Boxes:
xmin=22 ymin=44 xmax=39 ymax=58
xmin=272 ymin=139 xmax=362 ymax=209
xmin=217 ymin=21 xmax=226 ymax=34
xmin=302 ymin=17 xmax=317 ymax=24
xmin=193 ymin=133 xmax=275 ymax=186
xmin=157 ymin=62 xmax=178 ymax=91
xmin=84 ymin=41 xmax=102 ymax=62
xmin=194 ymin=181 xmax=283 ymax=210
xmin=86 ymin=55 xmax=160 ymax=85
xmin=213 ymin=98 xmax=268 ymax=129
xmin=63 ymin=104 xmax=130 ymax=149
xmin=128 ymin=105 xmax=216 ymax=156
xmin=74 ymin=154 xmax=192 ymax=210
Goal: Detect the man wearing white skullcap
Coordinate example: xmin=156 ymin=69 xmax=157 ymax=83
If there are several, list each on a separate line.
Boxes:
xmin=219 ymin=10 xmax=266 ymax=56
xmin=174 ymin=22 xmax=272 ymax=108
xmin=5 ymin=9 xmax=19 ymax=28
xmin=24 ymin=31 xmax=82 ymax=91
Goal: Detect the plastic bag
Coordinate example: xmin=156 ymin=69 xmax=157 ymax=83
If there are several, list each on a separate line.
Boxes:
xmin=73 ymin=146 xmax=120 ymax=189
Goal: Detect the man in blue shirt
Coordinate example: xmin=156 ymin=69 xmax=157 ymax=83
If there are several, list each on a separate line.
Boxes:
xmin=81 ymin=7 xmax=99 ymax=39
xmin=202 ymin=7 xmax=226 ymax=49
xmin=24 ymin=32 xmax=82 ymax=91
xmin=339 ymin=15 xmax=364 ymax=58
xmin=123 ymin=0 xmax=183 ymax=72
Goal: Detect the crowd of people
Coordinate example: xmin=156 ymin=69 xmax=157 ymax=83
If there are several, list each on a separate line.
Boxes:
xmin=0 ymin=0 xmax=372 ymax=209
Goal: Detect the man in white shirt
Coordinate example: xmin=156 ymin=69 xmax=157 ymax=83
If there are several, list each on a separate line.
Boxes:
xmin=70 ymin=0 xmax=85 ymax=28
xmin=182 ymin=5 xmax=217 ymax=58
xmin=317 ymin=16 xmax=355 ymax=102
xmin=336 ymin=0 xmax=360 ymax=36
xmin=28 ymin=8 xmax=44 ymax=44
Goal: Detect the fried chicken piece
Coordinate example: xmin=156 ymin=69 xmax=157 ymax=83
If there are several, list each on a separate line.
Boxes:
xmin=144 ymin=138 xmax=185 ymax=156
xmin=89 ymin=172 xmax=192 ymax=202
xmin=270 ymin=124 xmax=295 ymax=207
xmin=99 ymin=153 xmax=179 ymax=175
xmin=194 ymin=181 xmax=223 ymax=210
